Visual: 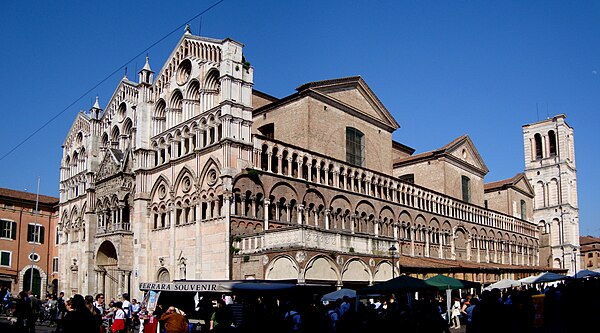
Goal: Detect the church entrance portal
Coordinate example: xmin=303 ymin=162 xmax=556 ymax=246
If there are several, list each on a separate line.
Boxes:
xmin=96 ymin=241 xmax=123 ymax=299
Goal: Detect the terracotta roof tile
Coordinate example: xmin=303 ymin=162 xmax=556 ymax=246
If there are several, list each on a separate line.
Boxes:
xmin=580 ymin=235 xmax=600 ymax=245
xmin=0 ymin=187 xmax=59 ymax=205
xmin=397 ymin=255 xmax=554 ymax=272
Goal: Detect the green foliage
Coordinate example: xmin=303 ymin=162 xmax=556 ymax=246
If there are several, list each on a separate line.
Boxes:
xmin=246 ymin=168 xmax=261 ymax=181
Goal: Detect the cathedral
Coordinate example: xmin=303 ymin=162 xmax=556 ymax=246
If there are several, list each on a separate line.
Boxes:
xmin=58 ymin=30 xmax=554 ymax=300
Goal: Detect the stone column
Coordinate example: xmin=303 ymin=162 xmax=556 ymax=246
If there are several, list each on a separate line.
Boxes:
xmin=251 ymin=196 xmax=256 ymax=219
xmin=277 ymin=155 xmax=282 ymax=174
xmin=425 ymin=228 xmax=430 ymax=257
xmin=264 ymin=200 xmax=270 ymax=231
xmin=297 ymin=205 xmax=304 ymax=225
xmin=117 ymin=271 xmax=123 ymax=296
xmin=476 ymin=236 xmax=481 ymax=263
xmin=467 ymin=236 xmax=472 ymax=261
xmin=439 ymin=231 xmax=444 ymax=259
xmin=485 ymin=238 xmax=490 ymax=263
xmin=286 ymin=204 xmax=291 ymax=223
xmin=324 ymin=209 xmax=330 ymax=230
xmin=296 ymin=161 xmax=303 ymax=179
xmin=410 ymin=227 xmax=415 ymax=257
xmin=450 ymin=232 xmax=456 ymax=260
xmin=267 ymin=153 xmax=272 ymax=173
xmin=350 ymin=215 xmax=355 ymax=234
xmin=287 ymin=158 xmax=293 ymax=177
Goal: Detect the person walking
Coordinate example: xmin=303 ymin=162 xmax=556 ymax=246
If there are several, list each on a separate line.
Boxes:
xmin=15 ymin=291 xmax=31 ymax=331
xmin=111 ymin=302 xmax=126 ymax=333
xmin=450 ymin=297 xmax=461 ymax=329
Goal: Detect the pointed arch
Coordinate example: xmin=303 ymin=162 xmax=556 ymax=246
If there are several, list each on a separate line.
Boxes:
xmin=174 ymin=166 xmax=197 ymax=195
xmin=341 ymin=258 xmax=371 ymax=282
xmin=149 ymin=175 xmax=172 ymax=202
xmin=264 ymin=255 xmax=299 ymax=281
xmin=303 ymin=255 xmax=340 ymax=282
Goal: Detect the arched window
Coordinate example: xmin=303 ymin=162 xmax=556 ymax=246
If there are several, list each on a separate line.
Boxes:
xmin=346 ymin=127 xmax=364 ymax=167
xmin=548 ymin=130 xmax=557 ymax=156
xmin=153 ymin=99 xmax=167 ymax=135
xmin=534 ymin=133 xmax=543 ymax=159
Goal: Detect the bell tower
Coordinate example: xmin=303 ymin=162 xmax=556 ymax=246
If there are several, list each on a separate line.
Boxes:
xmin=523 ymin=114 xmax=579 ymax=274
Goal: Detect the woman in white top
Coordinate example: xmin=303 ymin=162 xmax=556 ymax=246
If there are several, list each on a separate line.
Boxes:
xmin=112 ymin=302 xmax=126 ymax=333
xmin=450 ymin=297 xmax=462 ymax=329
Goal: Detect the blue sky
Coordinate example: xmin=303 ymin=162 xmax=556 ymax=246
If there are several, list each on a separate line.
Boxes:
xmin=0 ymin=1 xmax=598 ymax=235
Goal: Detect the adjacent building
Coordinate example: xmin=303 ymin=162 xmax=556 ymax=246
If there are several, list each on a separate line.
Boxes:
xmin=579 ymin=235 xmax=600 ymax=271
xmin=0 ymin=188 xmax=60 ymax=296
xmin=523 ymin=115 xmax=580 ymax=274
xmin=58 ymin=30 xmax=548 ymax=300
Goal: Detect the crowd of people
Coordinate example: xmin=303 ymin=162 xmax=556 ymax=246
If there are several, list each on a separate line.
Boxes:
xmin=1 ymin=276 xmax=598 ymax=333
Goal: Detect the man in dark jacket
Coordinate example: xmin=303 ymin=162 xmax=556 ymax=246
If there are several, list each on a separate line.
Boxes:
xmin=160 ymin=306 xmax=189 ymax=333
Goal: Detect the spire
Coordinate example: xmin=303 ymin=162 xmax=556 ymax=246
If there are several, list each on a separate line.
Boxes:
xmin=185 ymin=23 xmax=192 ymax=35
xmin=123 ymin=66 xmax=128 ymax=79
xmin=138 ymin=54 xmax=154 ymax=84
xmin=90 ymin=96 xmax=102 ymax=119
xmin=93 ymin=96 xmax=100 ymax=109
xmin=142 ymin=54 xmax=152 ymax=72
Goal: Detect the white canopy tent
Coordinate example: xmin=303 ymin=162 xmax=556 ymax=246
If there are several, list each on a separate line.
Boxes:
xmin=483 ymin=279 xmax=521 ymax=290
xmin=518 ymin=272 xmax=569 ymax=284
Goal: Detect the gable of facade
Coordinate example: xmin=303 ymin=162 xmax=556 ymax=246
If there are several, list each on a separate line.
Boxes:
xmin=393 ymin=135 xmax=489 ymax=205
xmin=484 ymin=173 xmax=534 ymax=220
xmin=253 ymin=77 xmax=398 ymax=174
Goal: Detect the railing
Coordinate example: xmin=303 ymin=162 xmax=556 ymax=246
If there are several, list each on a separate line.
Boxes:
xmin=252 ymin=136 xmax=538 ymax=238
xmin=97 ymin=222 xmax=132 ymax=235
xmin=235 ymin=225 xmax=536 ymax=266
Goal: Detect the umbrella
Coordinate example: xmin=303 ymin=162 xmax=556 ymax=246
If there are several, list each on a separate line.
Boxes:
xmin=574 ymin=269 xmax=600 ymax=279
xmin=321 ymin=288 xmax=356 ymax=302
xmin=518 ymin=272 xmax=568 ymax=284
xmin=359 ymin=275 xmax=432 ymax=294
xmin=483 ymin=279 xmax=521 ymax=290
xmin=425 ymin=274 xmax=476 ymax=290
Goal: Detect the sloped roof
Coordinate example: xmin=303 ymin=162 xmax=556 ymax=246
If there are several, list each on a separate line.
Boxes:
xmin=0 ymin=187 xmax=59 ymax=205
xmin=254 ymin=76 xmax=400 ymax=132
xmin=484 ymin=173 xmax=534 ymax=198
xmin=393 ymin=135 xmax=489 ymax=175
xmin=398 ymin=255 xmax=561 ymax=272
xmin=580 ymin=235 xmax=600 ymax=245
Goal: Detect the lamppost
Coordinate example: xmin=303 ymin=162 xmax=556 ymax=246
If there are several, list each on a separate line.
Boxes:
xmin=389 ymin=245 xmax=397 ymax=279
